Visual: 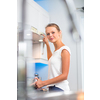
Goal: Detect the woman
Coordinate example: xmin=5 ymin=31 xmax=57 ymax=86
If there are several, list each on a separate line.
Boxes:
xmin=31 ymin=23 xmax=71 ymax=92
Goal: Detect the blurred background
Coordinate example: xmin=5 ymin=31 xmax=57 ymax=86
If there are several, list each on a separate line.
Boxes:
xmin=17 ymin=0 xmax=84 ymax=99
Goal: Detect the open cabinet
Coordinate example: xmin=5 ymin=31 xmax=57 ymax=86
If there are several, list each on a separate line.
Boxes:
xmin=17 ymin=0 xmax=50 ymax=99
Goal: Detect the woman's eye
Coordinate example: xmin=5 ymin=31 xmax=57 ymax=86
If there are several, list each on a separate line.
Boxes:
xmin=47 ymin=33 xmax=50 ymax=35
xmin=52 ymin=32 xmax=55 ymax=34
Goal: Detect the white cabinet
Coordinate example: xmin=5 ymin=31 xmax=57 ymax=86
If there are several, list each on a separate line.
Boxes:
xmin=38 ymin=12 xmax=50 ymax=33
xmin=32 ymin=42 xmax=48 ymax=64
xmin=32 ymin=30 xmax=48 ymax=64
xmin=17 ymin=0 xmax=49 ymax=64
xmin=17 ymin=0 xmax=50 ymax=32
xmin=24 ymin=2 xmax=39 ymax=28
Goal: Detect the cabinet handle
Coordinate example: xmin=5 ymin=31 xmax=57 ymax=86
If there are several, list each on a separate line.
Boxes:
xmin=42 ymin=42 xmax=45 ymax=55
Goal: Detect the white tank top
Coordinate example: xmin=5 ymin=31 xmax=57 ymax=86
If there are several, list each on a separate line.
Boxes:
xmin=48 ymin=46 xmax=71 ymax=91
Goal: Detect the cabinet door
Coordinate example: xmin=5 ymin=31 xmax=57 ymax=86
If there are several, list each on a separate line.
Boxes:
xmin=24 ymin=2 xmax=39 ymax=29
xmin=32 ymin=43 xmax=41 ymax=59
xmin=38 ymin=12 xmax=49 ymax=33
xmin=41 ymin=42 xmax=47 ymax=60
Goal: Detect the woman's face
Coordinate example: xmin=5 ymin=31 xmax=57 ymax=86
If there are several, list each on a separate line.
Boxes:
xmin=45 ymin=26 xmax=61 ymax=43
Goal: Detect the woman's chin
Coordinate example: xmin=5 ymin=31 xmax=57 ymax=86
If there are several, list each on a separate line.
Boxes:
xmin=49 ymin=40 xmax=55 ymax=43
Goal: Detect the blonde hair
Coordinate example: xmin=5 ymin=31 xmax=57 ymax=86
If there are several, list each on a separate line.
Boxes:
xmin=45 ymin=23 xmax=62 ymax=39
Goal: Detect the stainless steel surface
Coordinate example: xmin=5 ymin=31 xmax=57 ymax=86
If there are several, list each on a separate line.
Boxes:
xmin=18 ymin=87 xmax=84 ymax=100
xmin=26 ymin=90 xmax=84 ymax=100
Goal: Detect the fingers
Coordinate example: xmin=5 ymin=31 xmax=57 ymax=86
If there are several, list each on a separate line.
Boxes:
xmin=30 ymin=82 xmax=35 ymax=86
xmin=30 ymin=82 xmax=39 ymax=89
xmin=42 ymin=34 xmax=45 ymax=37
xmin=34 ymin=77 xmax=39 ymax=80
xmin=43 ymin=38 xmax=45 ymax=43
xmin=42 ymin=34 xmax=48 ymax=43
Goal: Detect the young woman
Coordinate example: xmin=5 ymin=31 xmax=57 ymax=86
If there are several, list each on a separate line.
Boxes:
xmin=31 ymin=23 xmax=71 ymax=92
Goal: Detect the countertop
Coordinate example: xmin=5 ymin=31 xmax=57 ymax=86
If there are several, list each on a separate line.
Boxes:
xmin=27 ymin=91 xmax=84 ymax=100
xmin=17 ymin=88 xmax=84 ymax=100
xmin=18 ymin=87 xmax=84 ymax=100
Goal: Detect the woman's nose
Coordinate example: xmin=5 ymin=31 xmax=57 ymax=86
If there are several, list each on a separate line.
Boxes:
xmin=49 ymin=33 xmax=52 ymax=37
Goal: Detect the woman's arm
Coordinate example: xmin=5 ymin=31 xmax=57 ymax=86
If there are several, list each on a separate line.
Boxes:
xmin=43 ymin=34 xmax=52 ymax=60
xmin=35 ymin=49 xmax=70 ymax=88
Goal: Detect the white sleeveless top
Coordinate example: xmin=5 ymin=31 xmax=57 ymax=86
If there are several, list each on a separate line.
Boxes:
xmin=48 ymin=46 xmax=71 ymax=91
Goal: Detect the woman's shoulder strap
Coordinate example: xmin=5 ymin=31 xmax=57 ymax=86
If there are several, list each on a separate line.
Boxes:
xmin=60 ymin=46 xmax=71 ymax=55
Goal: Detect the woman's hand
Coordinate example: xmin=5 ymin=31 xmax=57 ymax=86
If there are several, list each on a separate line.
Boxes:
xmin=42 ymin=34 xmax=49 ymax=45
xmin=30 ymin=77 xmax=44 ymax=88
xmin=34 ymin=77 xmax=44 ymax=88
xmin=30 ymin=77 xmax=44 ymax=89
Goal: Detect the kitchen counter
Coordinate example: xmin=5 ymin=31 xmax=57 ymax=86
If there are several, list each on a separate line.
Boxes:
xmin=27 ymin=91 xmax=84 ymax=100
xmin=18 ymin=88 xmax=84 ymax=100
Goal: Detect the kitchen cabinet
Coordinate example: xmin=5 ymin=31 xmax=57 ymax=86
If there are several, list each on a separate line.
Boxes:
xmin=17 ymin=0 xmax=50 ymax=33
xmin=32 ymin=43 xmax=48 ymax=64
xmin=18 ymin=24 xmax=48 ymax=63
xmin=17 ymin=0 xmax=49 ymax=95
xmin=38 ymin=12 xmax=50 ymax=33
xmin=17 ymin=0 xmax=50 ymax=64
xmin=24 ymin=0 xmax=39 ymax=28
xmin=32 ymin=31 xmax=48 ymax=64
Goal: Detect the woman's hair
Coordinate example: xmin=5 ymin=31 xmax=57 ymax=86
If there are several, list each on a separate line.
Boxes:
xmin=45 ymin=23 xmax=60 ymax=32
xmin=45 ymin=23 xmax=62 ymax=39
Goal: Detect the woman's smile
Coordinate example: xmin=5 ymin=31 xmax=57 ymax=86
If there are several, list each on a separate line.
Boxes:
xmin=50 ymin=38 xmax=54 ymax=40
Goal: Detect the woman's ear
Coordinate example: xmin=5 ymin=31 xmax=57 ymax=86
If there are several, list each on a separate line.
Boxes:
xmin=59 ymin=31 xmax=62 ymax=39
xmin=59 ymin=30 xmax=62 ymax=36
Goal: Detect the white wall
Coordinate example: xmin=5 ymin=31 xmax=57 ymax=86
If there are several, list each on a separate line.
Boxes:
xmin=48 ymin=0 xmax=78 ymax=91
xmin=49 ymin=0 xmax=84 ymax=92
xmin=35 ymin=0 xmax=84 ymax=92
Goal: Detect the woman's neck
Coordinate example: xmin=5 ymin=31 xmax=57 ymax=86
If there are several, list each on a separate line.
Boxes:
xmin=53 ymin=40 xmax=65 ymax=51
